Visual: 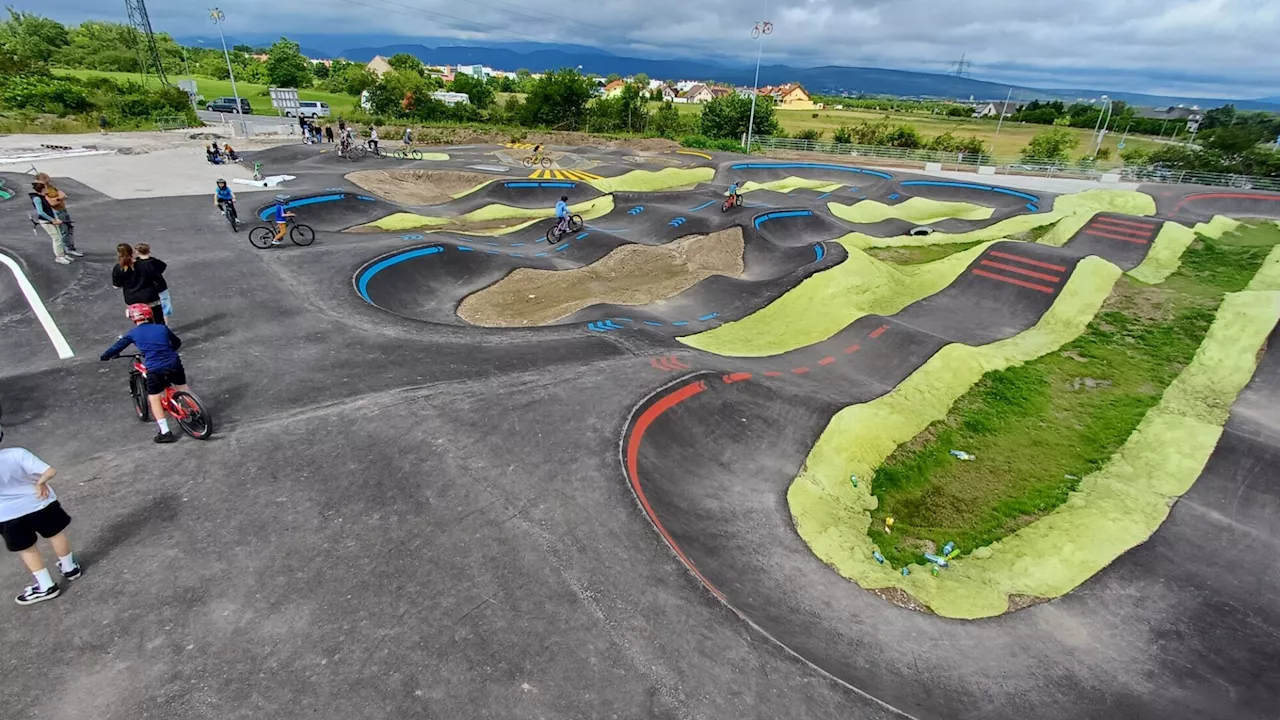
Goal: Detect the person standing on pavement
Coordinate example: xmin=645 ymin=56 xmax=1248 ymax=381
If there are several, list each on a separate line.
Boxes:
xmin=325 ymin=125 xmax=334 ymax=143
xmin=111 ymin=243 xmax=165 ymax=326
xmin=29 ymin=183 xmax=71 ymax=265
xmin=34 ymin=174 xmax=81 ymax=259
xmin=133 ymin=243 xmax=172 ymax=323
xmin=0 ymin=425 xmax=82 ymax=606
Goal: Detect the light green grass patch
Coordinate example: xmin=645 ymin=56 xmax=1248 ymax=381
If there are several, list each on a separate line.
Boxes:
xmin=587 ymin=168 xmax=714 ymax=193
xmin=681 ymin=242 xmax=996 ymax=356
xmin=828 ymin=197 xmax=994 ymax=225
xmin=741 ymin=177 xmax=843 ymax=194
xmin=788 ymin=256 xmax=1280 ymax=619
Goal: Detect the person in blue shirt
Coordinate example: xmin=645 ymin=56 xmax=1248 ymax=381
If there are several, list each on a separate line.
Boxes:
xmin=727 ymin=180 xmax=741 ymax=204
xmin=213 ymin=179 xmax=236 ymax=224
xmin=100 ymin=304 xmax=190 ymax=444
xmin=553 ymin=195 xmax=569 ymax=238
xmin=270 ymin=196 xmax=295 ymax=246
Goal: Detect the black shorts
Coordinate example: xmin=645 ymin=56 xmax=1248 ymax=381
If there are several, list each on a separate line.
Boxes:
xmin=0 ymin=501 xmax=71 ymax=552
xmin=145 ymin=364 xmax=187 ymax=395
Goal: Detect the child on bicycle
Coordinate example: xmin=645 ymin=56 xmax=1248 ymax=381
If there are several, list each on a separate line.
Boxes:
xmin=403 ymin=126 xmax=412 ymax=147
xmin=213 ymin=179 xmax=236 ymax=220
xmin=554 ymin=195 xmax=570 ymax=234
xmin=99 ymin=304 xmax=189 ymax=444
xmin=271 ymin=196 xmax=295 ymax=246
xmin=727 ymin=180 xmax=741 ymax=203
xmin=368 ymin=126 xmax=379 ymax=153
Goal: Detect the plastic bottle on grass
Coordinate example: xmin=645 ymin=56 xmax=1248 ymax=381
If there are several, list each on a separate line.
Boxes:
xmin=941 ymin=541 xmax=956 ymax=556
xmin=872 ymin=550 xmax=885 ymax=564
xmin=850 ymin=474 xmax=858 ymax=488
xmin=949 ymin=450 xmax=975 ymax=461
xmin=924 ymin=553 xmax=948 ymax=568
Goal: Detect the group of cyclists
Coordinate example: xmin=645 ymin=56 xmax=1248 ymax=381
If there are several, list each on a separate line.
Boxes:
xmin=336 ymin=120 xmax=413 ymax=158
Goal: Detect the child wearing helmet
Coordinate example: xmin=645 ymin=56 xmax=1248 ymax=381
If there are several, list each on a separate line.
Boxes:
xmin=554 ymin=195 xmax=569 ymax=235
xmin=213 ymin=179 xmax=236 ymax=223
xmin=99 ymin=304 xmax=190 ymax=444
xmin=271 ymin=196 xmax=295 ymax=245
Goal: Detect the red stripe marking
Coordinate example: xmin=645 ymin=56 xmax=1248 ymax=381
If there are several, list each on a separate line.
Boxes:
xmin=971 ymin=268 xmax=1056 ymax=294
xmin=722 ymin=372 xmax=752 ymax=384
xmin=979 ymin=259 xmax=1061 ymax=283
xmin=764 ymin=370 xmax=783 ymax=377
xmin=818 ymin=356 xmax=836 ymax=366
xmin=844 ymin=343 xmax=861 ymax=354
xmin=1091 ymin=221 xmax=1155 ymax=237
xmin=1084 ymin=229 xmax=1149 ymax=244
xmin=792 ymin=367 xmax=810 ymax=374
xmin=869 ymin=325 xmax=889 ymax=339
xmin=987 ymin=250 xmax=1068 ymax=272
xmin=624 ymin=381 xmax=724 ymax=600
xmin=1172 ymin=192 xmax=1280 ymax=213
xmin=1093 ymin=216 xmax=1158 ymax=230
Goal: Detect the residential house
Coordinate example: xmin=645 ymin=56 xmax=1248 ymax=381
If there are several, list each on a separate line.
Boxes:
xmin=603 ymin=80 xmax=627 ymax=98
xmin=431 ymin=91 xmax=471 ymax=106
xmin=659 ymin=85 xmax=677 ymax=102
xmin=675 ymin=80 xmax=700 ymax=92
xmin=308 ymin=58 xmax=333 ymax=68
xmin=455 ymin=64 xmax=490 ymax=79
xmin=1136 ymin=106 xmax=1201 ymax=121
xmin=365 ymin=55 xmax=394 ymax=77
xmin=757 ymin=83 xmax=814 ymax=109
xmin=709 ymin=86 xmax=732 ymax=99
xmin=972 ymin=100 xmax=1018 ymax=119
xmin=684 ymin=84 xmax=715 ymax=104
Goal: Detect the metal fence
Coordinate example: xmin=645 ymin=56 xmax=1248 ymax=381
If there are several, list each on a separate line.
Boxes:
xmin=748 ymin=135 xmax=1280 ymax=191
xmin=156 ymin=116 xmax=193 ymax=131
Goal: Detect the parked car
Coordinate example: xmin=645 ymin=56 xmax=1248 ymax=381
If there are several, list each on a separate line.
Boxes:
xmin=286 ymin=101 xmax=331 ymax=119
xmin=206 ymin=97 xmax=252 ymax=114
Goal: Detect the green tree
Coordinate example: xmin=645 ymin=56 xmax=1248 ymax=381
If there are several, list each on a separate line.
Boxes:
xmin=63 ymin=20 xmax=145 ymax=72
xmin=1020 ymin=127 xmax=1079 ymax=163
xmin=1203 ymin=124 xmax=1268 ymax=155
xmin=649 ymin=101 xmax=684 ymax=138
xmin=232 ymin=44 xmax=253 ymax=53
xmin=264 ymin=37 xmax=311 ymax=88
xmin=366 ymin=69 xmax=428 ymax=117
xmin=447 ymin=73 xmax=494 ymax=108
xmin=632 ymin=72 xmax=649 ymax=88
xmin=387 ymin=52 xmax=423 ymax=75
xmin=699 ymin=92 xmax=779 ymax=140
xmin=312 ymin=61 xmax=330 ymax=80
xmin=522 ymin=68 xmax=594 ymax=130
xmin=0 ymin=10 xmax=68 ymax=67
xmin=606 ymin=73 xmax=622 ymax=83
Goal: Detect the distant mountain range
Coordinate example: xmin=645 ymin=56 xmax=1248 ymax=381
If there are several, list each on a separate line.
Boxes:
xmin=173 ymin=33 xmax=1280 ymax=112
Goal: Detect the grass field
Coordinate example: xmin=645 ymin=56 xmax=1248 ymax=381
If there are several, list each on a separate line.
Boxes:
xmin=866 ymin=223 xmax=1280 ymax=568
xmin=53 ymin=68 xmax=363 ymax=117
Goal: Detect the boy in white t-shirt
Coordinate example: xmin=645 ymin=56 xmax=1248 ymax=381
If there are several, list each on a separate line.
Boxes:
xmin=0 ymin=426 xmax=81 ymax=605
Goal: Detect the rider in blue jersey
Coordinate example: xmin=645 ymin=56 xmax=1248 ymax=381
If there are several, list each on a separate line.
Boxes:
xmin=554 ymin=195 xmax=569 ymax=233
xmin=727 ymin=180 xmax=741 ymax=203
xmin=100 ymin=303 xmax=190 ymax=444
xmin=213 ymin=179 xmax=236 ymax=222
xmin=271 ymin=196 xmax=295 ymax=245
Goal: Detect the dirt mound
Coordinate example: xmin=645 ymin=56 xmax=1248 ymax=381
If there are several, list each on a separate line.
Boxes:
xmin=457 ymin=227 xmax=745 ymax=327
xmin=345 ymin=169 xmax=499 ymax=205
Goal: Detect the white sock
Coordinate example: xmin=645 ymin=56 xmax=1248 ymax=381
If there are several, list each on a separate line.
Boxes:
xmin=157 ymin=418 xmax=170 ymax=434
xmin=58 ymin=553 xmax=76 ymax=572
xmin=33 ymin=568 xmax=53 ymax=591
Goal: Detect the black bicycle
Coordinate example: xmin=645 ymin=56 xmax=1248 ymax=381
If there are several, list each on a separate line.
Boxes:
xmin=219 ymin=201 xmax=240 ymax=232
xmin=249 ymin=217 xmax=315 ymax=248
xmin=365 ymin=142 xmax=385 ymax=159
xmin=340 ymin=141 xmax=366 ymax=162
xmin=393 ymin=145 xmax=425 ymax=160
xmin=546 ymin=214 xmax=584 ymax=243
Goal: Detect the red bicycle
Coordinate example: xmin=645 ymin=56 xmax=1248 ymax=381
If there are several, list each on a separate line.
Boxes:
xmin=118 ymin=354 xmax=214 ymax=439
xmin=721 ymin=193 xmax=743 ymax=212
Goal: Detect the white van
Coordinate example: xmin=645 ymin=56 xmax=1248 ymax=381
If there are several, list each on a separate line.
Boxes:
xmin=287 ymin=101 xmax=330 ymax=119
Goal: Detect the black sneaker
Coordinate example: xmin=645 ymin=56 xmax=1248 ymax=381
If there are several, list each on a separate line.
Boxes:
xmin=154 ymin=431 xmax=178 ymax=444
xmin=60 ymin=565 xmax=83 ymax=581
xmin=15 ymin=584 xmax=60 ymax=606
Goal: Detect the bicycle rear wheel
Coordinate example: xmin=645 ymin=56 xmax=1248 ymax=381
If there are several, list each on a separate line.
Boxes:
xmin=546 ymin=224 xmax=562 ymax=244
xmin=522 ymin=157 xmax=534 ymax=169
xmin=290 ymin=224 xmax=316 ymax=246
xmin=249 ymin=226 xmax=274 ymax=248
xmin=129 ymin=374 xmax=150 ymax=421
xmin=170 ymin=391 xmax=214 ymax=440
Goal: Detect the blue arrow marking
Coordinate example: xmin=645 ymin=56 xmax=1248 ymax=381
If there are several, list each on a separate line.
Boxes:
xmin=814 ymin=243 xmax=825 ymax=262
xmin=628 ymin=206 xmax=645 ymax=215
xmin=690 ymin=200 xmax=717 ymax=212
xmin=698 ymin=312 xmax=719 ymax=321
xmin=576 ymin=232 xmax=589 ymax=240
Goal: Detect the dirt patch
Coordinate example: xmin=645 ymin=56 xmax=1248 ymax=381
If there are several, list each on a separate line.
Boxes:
xmin=869 ymin=587 xmax=932 ymax=613
xmin=346 ymin=169 xmax=499 ymax=205
xmin=457 ymin=228 xmax=745 ymax=327
xmin=1006 ymin=594 xmax=1050 ymax=612
xmin=1102 ymin=278 xmax=1181 ymax=322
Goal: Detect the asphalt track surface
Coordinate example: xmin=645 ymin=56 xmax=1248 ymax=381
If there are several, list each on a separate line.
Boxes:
xmin=1 ymin=143 xmax=1278 ymax=720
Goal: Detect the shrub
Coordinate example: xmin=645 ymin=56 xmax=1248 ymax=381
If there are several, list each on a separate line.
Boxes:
xmin=795 ymin=128 xmax=823 ymax=141
xmin=832 ymin=125 xmax=854 ymax=144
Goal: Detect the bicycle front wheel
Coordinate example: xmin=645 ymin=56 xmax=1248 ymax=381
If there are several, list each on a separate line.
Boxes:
xmin=249 ymin=226 xmax=274 ymax=249
xmin=130 ymin=374 xmax=150 ymax=421
xmin=539 ymin=156 xmax=553 ymax=169
xmin=171 ymin=391 xmax=214 ymax=440
xmin=290 ymin=224 xmax=316 ymax=246
xmin=349 ymin=145 xmax=366 ymax=161
xmin=410 ymin=149 xmax=423 ymax=161
xmin=568 ymin=214 xmax=584 ymax=232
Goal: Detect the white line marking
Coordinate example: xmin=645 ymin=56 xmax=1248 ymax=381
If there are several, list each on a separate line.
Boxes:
xmin=0 ymin=252 xmax=74 ymax=359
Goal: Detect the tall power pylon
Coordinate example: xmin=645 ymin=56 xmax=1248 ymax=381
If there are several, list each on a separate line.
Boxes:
xmin=124 ymin=0 xmax=169 ymax=85
xmin=950 ymin=53 xmax=972 ymax=79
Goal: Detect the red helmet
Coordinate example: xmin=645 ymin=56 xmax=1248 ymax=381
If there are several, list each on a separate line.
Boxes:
xmin=125 ymin=303 xmax=153 ymax=322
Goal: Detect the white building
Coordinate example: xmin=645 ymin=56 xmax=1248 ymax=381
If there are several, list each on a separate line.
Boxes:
xmin=675 ymin=80 xmax=700 ymax=92
xmin=455 ymin=64 xmax=492 ymax=79
xmin=431 ymin=91 xmax=471 ymax=106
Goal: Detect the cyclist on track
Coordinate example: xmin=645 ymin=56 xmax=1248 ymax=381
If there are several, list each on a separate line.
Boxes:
xmin=99 ymin=304 xmax=189 ymax=444
xmin=552 ymin=195 xmax=570 ymax=240
xmin=727 ymin=179 xmax=741 ymax=204
xmin=403 ymin=126 xmax=413 ymax=148
xmin=213 ymin=179 xmax=236 ymax=222
xmin=368 ymin=126 xmax=379 ymax=153
xmin=270 ymin=196 xmax=295 ymax=246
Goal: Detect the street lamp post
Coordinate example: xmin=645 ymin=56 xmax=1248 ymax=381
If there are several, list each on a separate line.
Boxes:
xmin=992 ymin=87 xmax=1014 ymax=144
xmin=209 ymin=8 xmax=247 ymax=136
xmin=1091 ymin=95 xmax=1111 ymax=159
xmin=744 ymin=18 xmax=773 ymax=153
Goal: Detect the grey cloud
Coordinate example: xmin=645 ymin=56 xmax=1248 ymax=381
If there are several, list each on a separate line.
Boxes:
xmin=25 ymin=0 xmax=1280 ymax=98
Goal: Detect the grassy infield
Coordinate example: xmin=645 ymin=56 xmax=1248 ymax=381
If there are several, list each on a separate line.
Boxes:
xmin=867 ymin=223 xmax=1280 ymax=568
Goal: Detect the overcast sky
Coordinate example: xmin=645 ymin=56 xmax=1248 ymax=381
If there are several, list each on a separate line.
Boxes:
xmin=25 ymin=0 xmax=1280 ymax=99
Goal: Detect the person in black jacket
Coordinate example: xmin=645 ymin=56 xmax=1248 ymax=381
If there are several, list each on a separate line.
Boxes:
xmin=110 ymin=244 xmax=165 ymax=326
xmin=133 ymin=243 xmax=172 ymax=322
